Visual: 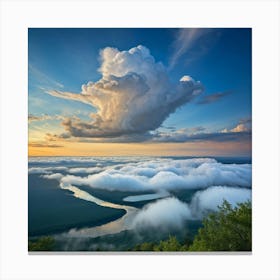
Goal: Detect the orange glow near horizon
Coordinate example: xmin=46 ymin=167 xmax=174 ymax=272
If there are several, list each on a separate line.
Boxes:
xmin=28 ymin=140 xmax=251 ymax=157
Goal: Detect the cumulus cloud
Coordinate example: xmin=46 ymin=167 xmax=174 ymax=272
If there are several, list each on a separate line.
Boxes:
xmin=230 ymin=124 xmax=250 ymax=133
xmin=132 ymin=197 xmax=193 ymax=230
xmin=221 ymin=118 xmax=252 ymax=133
xmin=190 ymin=186 xmax=251 ymax=217
xmin=46 ymin=45 xmax=203 ymax=138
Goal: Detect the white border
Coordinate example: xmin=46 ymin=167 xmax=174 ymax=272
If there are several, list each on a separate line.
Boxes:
xmin=1 ymin=0 xmax=279 ymax=279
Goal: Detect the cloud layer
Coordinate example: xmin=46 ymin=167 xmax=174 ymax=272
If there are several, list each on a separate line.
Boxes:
xmin=152 ymin=129 xmax=251 ymax=143
xmin=38 ymin=158 xmax=252 ymax=193
xmin=47 ymin=45 xmax=203 ymax=138
xmin=29 ymin=166 xmax=68 ymax=174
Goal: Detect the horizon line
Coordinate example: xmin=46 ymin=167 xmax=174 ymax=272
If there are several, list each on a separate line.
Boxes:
xmin=28 ymin=155 xmax=252 ymax=158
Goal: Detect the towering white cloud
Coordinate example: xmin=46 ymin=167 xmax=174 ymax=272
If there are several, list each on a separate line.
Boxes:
xmin=47 ymin=45 xmax=203 ymax=138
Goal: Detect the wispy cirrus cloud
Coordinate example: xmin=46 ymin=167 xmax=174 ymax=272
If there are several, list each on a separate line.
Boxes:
xmin=29 ymin=64 xmax=64 ymax=89
xmin=169 ymin=28 xmax=221 ymax=69
xmin=197 ymin=91 xmax=232 ymax=105
xmin=28 ymin=114 xmax=64 ymax=123
xmin=28 ymin=141 xmax=64 ymax=148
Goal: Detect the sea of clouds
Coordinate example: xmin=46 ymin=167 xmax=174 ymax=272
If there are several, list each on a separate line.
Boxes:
xmin=36 ymin=157 xmax=251 ymax=192
xmin=29 ymin=157 xmax=252 ymax=230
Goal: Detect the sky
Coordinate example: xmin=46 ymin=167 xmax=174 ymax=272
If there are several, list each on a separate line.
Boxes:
xmin=28 ymin=28 xmax=251 ymax=157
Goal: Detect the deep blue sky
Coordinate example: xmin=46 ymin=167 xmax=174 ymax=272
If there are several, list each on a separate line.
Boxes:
xmin=28 ymin=28 xmax=251 ymax=156
xmin=29 ymin=28 xmax=251 ymax=128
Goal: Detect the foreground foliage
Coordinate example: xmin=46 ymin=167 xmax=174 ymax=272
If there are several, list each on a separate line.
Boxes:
xmin=132 ymin=200 xmax=252 ymax=252
xmin=133 ymin=235 xmax=188 ymax=251
xmin=189 ymin=200 xmax=252 ymax=251
xmin=28 ymin=236 xmax=55 ymax=251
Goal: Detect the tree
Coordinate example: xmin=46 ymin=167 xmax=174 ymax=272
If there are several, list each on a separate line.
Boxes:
xmin=154 ymin=235 xmax=182 ymax=251
xmin=28 ymin=236 xmax=55 ymax=251
xmin=189 ymin=200 xmax=252 ymax=251
xmin=133 ymin=242 xmax=156 ymax=251
xmin=133 ymin=236 xmax=185 ymax=251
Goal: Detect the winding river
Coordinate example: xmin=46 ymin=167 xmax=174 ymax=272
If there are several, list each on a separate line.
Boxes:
xmin=55 ymin=185 xmax=139 ymax=239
